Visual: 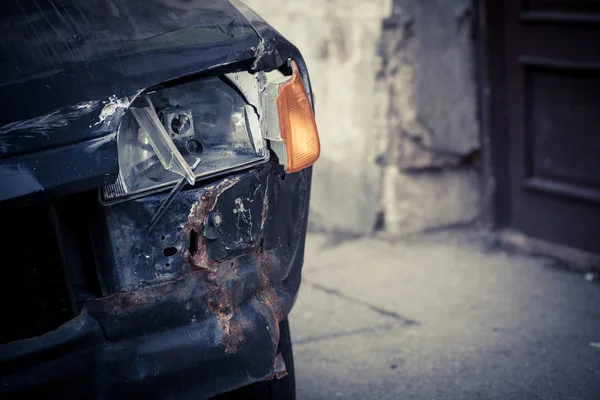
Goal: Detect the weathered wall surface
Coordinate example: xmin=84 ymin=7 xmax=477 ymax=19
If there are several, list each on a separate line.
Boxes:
xmin=376 ymin=0 xmax=480 ymax=233
xmin=244 ymin=0 xmax=480 ymax=235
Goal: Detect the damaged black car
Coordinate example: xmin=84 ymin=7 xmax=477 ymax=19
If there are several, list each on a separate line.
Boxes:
xmin=0 ymin=1 xmax=320 ymax=399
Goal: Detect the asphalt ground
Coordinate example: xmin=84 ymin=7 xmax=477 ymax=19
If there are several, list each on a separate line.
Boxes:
xmin=290 ymin=230 xmax=600 ymax=400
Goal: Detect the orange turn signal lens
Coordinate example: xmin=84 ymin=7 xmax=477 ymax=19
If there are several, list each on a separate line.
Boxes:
xmin=277 ymin=61 xmax=321 ymax=173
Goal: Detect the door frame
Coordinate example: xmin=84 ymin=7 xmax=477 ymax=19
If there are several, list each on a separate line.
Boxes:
xmin=475 ymin=0 xmax=600 ymax=266
xmin=475 ymin=0 xmax=511 ymax=229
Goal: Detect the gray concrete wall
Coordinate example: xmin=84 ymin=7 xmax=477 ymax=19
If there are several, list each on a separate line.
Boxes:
xmin=376 ymin=0 xmax=480 ymax=234
xmin=243 ymin=0 xmax=480 ymax=235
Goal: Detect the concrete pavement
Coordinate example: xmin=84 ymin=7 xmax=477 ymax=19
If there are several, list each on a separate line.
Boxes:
xmin=290 ymin=230 xmax=600 ymax=400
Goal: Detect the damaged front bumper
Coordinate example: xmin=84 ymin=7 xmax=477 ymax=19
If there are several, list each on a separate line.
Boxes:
xmin=0 ymin=162 xmax=311 ymax=399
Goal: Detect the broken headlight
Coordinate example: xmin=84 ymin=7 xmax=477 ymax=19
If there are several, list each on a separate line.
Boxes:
xmin=102 ymin=75 xmax=268 ymax=203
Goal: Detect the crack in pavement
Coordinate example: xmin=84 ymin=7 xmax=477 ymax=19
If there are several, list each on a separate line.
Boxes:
xmin=294 ymin=323 xmax=396 ymax=345
xmin=302 ymin=279 xmax=419 ymax=326
xmin=303 ymin=254 xmax=376 ymax=273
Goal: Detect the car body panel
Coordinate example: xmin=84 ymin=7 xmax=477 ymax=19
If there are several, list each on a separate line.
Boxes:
xmin=0 ymin=162 xmax=311 ymax=398
xmin=0 ymin=1 xmax=314 ymax=398
xmin=0 ymin=0 xmax=305 ymax=205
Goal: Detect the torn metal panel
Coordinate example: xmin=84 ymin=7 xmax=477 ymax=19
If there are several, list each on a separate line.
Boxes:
xmin=0 ymin=163 xmax=311 ymax=398
xmin=89 ymin=163 xmax=308 ymax=350
xmin=89 ymin=162 xmax=304 ymax=288
xmin=187 ymin=177 xmax=243 ymax=272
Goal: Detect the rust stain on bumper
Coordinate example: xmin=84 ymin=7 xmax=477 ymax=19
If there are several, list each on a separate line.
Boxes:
xmin=186 ymin=177 xmax=242 ymax=353
xmin=184 ymin=175 xmax=281 ymax=354
xmin=87 ymin=169 xmax=294 ymax=358
xmin=186 ymin=177 xmax=240 ymax=271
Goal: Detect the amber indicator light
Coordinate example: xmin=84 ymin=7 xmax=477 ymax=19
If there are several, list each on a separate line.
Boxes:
xmin=277 ymin=61 xmax=321 ymax=173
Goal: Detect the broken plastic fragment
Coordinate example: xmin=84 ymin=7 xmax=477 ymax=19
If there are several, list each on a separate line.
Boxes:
xmin=273 ymin=353 xmax=288 ymax=380
xmin=148 ymin=158 xmax=202 ymax=235
xmin=130 ymin=95 xmax=196 ymax=185
xmin=225 ymin=71 xmax=266 ymax=115
xmin=244 ymin=105 xmax=265 ymax=156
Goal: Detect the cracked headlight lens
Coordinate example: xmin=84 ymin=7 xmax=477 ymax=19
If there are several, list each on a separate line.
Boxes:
xmin=102 ymin=76 xmax=268 ymax=203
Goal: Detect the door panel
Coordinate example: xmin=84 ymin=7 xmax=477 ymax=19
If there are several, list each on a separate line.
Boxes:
xmin=491 ymin=0 xmax=600 ymax=253
xmin=526 ymin=63 xmax=600 ymax=195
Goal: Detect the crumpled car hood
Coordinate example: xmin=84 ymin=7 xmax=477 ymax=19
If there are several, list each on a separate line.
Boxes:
xmin=0 ymin=0 xmax=259 ymax=86
xmin=0 ymin=0 xmax=280 ymax=158
xmin=0 ymin=0 xmax=308 ymax=206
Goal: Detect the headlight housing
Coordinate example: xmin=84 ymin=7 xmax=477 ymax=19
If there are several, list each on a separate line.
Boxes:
xmin=103 ymin=75 xmax=267 ymax=203
xmin=102 ymin=60 xmax=320 ymax=203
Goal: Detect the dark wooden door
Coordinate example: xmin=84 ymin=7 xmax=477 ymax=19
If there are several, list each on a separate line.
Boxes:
xmin=483 ymin=0 xmax=600 ymax=253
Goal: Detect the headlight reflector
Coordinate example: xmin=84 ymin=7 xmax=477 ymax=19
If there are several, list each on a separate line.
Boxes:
xmin=103 ymin=76 xmax=268 ymax=202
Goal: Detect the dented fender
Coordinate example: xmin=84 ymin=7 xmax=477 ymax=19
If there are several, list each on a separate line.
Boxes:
xmin=0 ymin=162 xmax=312 ymax=398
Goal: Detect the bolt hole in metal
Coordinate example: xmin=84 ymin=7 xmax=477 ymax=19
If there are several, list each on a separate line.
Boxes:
xmin=163 ymin=247 xmax=178 ymax=257
xmin=189 ymin=229 xmax=199 ymax=256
